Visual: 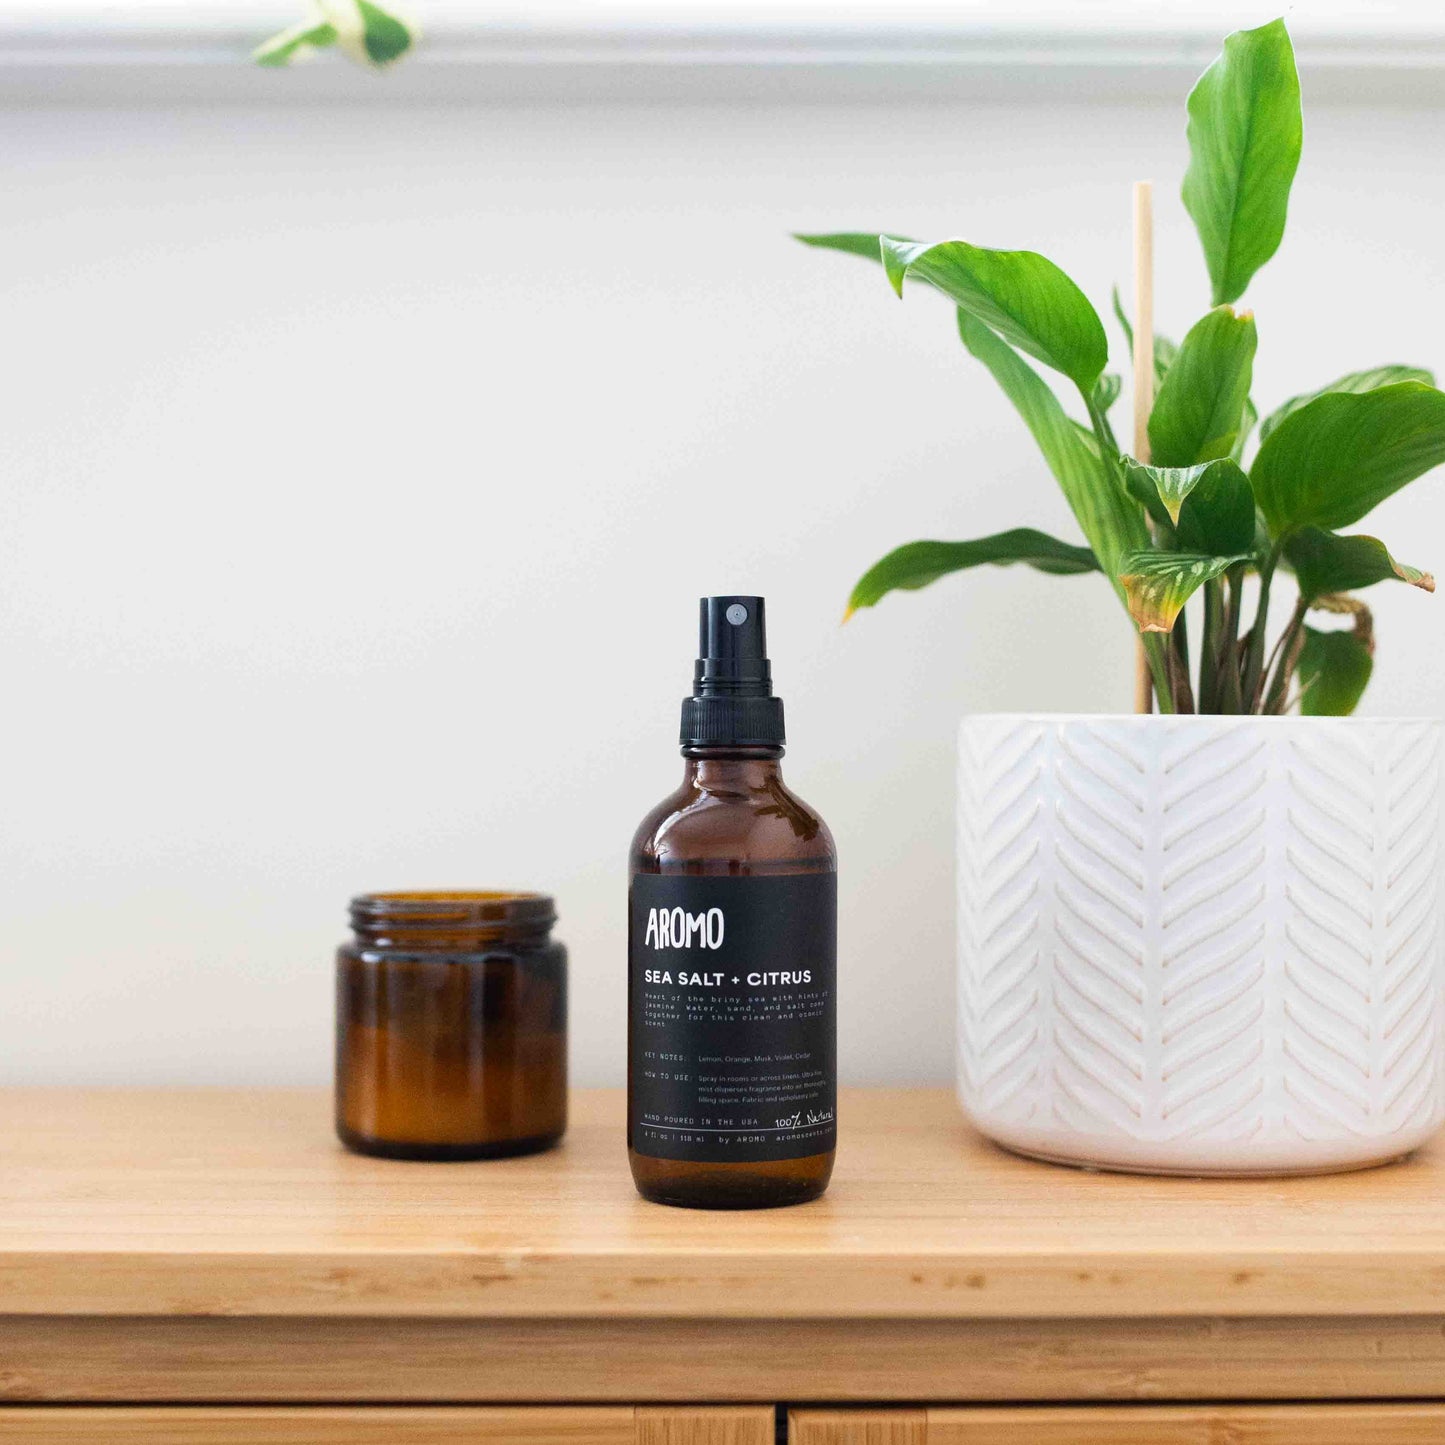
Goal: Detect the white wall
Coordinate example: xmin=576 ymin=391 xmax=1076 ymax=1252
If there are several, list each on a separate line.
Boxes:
xmin=4 ymin=86 xmax=1444 ymax=1087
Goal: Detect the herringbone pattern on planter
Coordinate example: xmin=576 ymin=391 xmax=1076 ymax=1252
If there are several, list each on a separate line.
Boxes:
xmin=957 ymin=715 xmax=1445 ymax=1173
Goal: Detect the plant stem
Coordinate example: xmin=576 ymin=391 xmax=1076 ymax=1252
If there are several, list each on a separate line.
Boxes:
xmin=1095 ymin=401 xmax=1119 ymax=455
xmin=1241 ymin=542 xmax=1282 ymax=713
xmin=1169 ymin=610 xmax=1195 ymax=714
xmin=1263 ymin=597 xmax=1309 ymax=714
xmin=1199 ymin=580 xmax=1221 ymax=713
xmin=1220 ymin=568 xmax=1245 ymax=713
xmin=1082 ymin=385 xmax=1167 ymax=714
xmin=1084 ymin=392 xmax=1121 ymax=469
xmin=1141 ymin=633 xmax=1176 ymax=714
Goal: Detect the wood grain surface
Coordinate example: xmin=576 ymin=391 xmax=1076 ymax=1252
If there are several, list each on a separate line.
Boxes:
xmin=0 ymin=1407 xmax=771 ymax=1444
xmin=0 ymin=1408 xmax=634 ymax=1444
xmin=794 ymin=1406 xmax=1445 ymax=1445
xmin=4 ymin=1088 xmax=1445 ymax=1319
xmin=635 ymin=1409 xmax=772 ymax=1445
xmin=791 ymin=1409 xmax=926 ymax=1445
xmin=7 ymin=1313 xmax=1445 ymax=1404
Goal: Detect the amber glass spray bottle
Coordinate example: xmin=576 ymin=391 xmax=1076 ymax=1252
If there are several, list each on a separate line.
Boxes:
xmin=628 ymin=596 xmax=836 ymax=1209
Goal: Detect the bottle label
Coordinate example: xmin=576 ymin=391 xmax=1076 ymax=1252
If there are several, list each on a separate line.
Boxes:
xmin=628 ymin=872 xmax=836 ymax=1164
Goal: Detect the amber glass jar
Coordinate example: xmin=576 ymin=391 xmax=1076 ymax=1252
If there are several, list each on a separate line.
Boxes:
xmin=336 ymin=891 xmax=567 ymax=1160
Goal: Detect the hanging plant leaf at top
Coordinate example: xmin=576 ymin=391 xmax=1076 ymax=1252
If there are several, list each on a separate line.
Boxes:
xmin=255 ymin=0 xmax=416 ymax=68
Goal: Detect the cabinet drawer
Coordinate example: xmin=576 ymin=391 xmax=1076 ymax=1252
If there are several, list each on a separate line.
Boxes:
xmin=0 ymin=1406 xmax=773 ymax=1444
xmin=790 ymin=1406 xmax=1445 ymax=1445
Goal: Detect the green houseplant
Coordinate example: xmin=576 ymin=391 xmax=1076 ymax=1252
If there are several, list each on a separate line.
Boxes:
xmin=800 ymin=18 xmax=1440 ymax=717
xmin=804 ymin=19 xmax=1445 ymax=1178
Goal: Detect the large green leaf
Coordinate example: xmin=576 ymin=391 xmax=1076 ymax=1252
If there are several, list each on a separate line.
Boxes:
xmin=1298 ymin=626 xmax=1373 ymax=715
xmin=1175 ymin=463 xmax=1258 ymax=557
xmin=958 ymin=314 xmax=1147 ymax=588
xmin=1232 ymin=396 xmax=1257 ymax=462
xmin=793 ymin=231 xmax=899 ymax=264
xmin=1250 ymin=382 xmax=1445 ymax=535
xmin=1285 ymin=527 xmax=1435 ymax=599
xmin=1182 ymin=18 xmax=1302 ymax=306
xmin=845 ymin=531 xmax=1097 ymax=618
xmin=1125 ymin=457 xmax=1256 ymax=555
xmin=1118 ymin=550 xmax=1251 ymax=633
xmin=1257 ymin=365 xmax=1436 ymax=445
xmin=1147 ymin=306 xmax=1257 ymax=467
xmin=883 ymin=238 xmax=1108 ymax=393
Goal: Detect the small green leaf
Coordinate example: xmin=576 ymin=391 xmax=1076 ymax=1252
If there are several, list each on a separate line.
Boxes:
xmin=1257 ymin=366 xmax=1437 ymax=445
xmin=1147 ymin=305 xmax=1257 ymax=467
xmin=1094 ymin=373 xmax=1121 ymax=413
xmin=793 ymin=232 xmax=898 ymax=264
xmin=253 ymin=19 xmax=338 ymax=65
xmin=1118 ymin=550 xmax=1251 ymax=633
xmin=883 ymin=238 xmax=1108 ymax=393
xmin=1285 ymin=528 xmax=1435 ymax=600
xmin=1183 ymin=18 xmax=1302 ymax=306
xmin=845 ymin=531 xmax=1098 ymax=618
xmin=1110 ymin=287 xmax=1177 ymax=388
xmin=1125 ymin=460 xmax=1208 ymax=525
xmin=1111 ymin=286 xmax=1134 ymax=352
xmin=1250 ymin=382 xmax=1445 ymax=536
xmin=356 ymin=0 xmax=412 ymax=63
xmin=1298 ymin=626 xmax=1373 ymax=716
xmin=1154 ymin=334 xmax=1180 ymax=383
xmin=958 ymin=314 xmax=1147 ymax=590
xmin=1125 ymin=457 xmax=1256 ymax=555
xmin=1123 ymin=463 xmax=1175 ymax=532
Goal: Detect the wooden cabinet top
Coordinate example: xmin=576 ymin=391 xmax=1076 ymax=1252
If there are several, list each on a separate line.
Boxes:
xmin=3 ymin=1087 xmax=1444 ymax=1321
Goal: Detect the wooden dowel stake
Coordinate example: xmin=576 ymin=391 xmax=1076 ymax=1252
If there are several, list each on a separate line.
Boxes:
xmin=1132 ymin=180 xmax=1155 ymax=714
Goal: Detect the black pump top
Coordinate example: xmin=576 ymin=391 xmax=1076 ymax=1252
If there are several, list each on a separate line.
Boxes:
xmin=694 ymin=596 xmax=771 ymax=694
xmin=680 ymin=596 xmax=786 ymax=749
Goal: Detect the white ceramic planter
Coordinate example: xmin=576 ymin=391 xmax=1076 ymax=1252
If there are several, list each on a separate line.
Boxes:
xmin=957 ymin=714 xmax=1445 ymax=1175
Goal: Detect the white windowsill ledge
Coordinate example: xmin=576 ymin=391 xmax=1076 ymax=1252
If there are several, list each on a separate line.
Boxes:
xmin=3 ymin=3 xmax=1445 ymax=104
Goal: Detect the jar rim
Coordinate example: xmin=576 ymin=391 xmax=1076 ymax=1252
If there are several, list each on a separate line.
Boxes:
xmin=349 ymin=890 xmax=556 ymax=930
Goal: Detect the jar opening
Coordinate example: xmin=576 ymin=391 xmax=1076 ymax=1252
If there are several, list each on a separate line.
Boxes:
xmin=348 ymin=890 xmax=557 ymax=943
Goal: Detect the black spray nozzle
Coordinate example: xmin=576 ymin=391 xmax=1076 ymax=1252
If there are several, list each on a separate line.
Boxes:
xmin=680 ymin=595 xmax=786 ymax=749
xmin=694 ymin=595 xmax=772 ymax=697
